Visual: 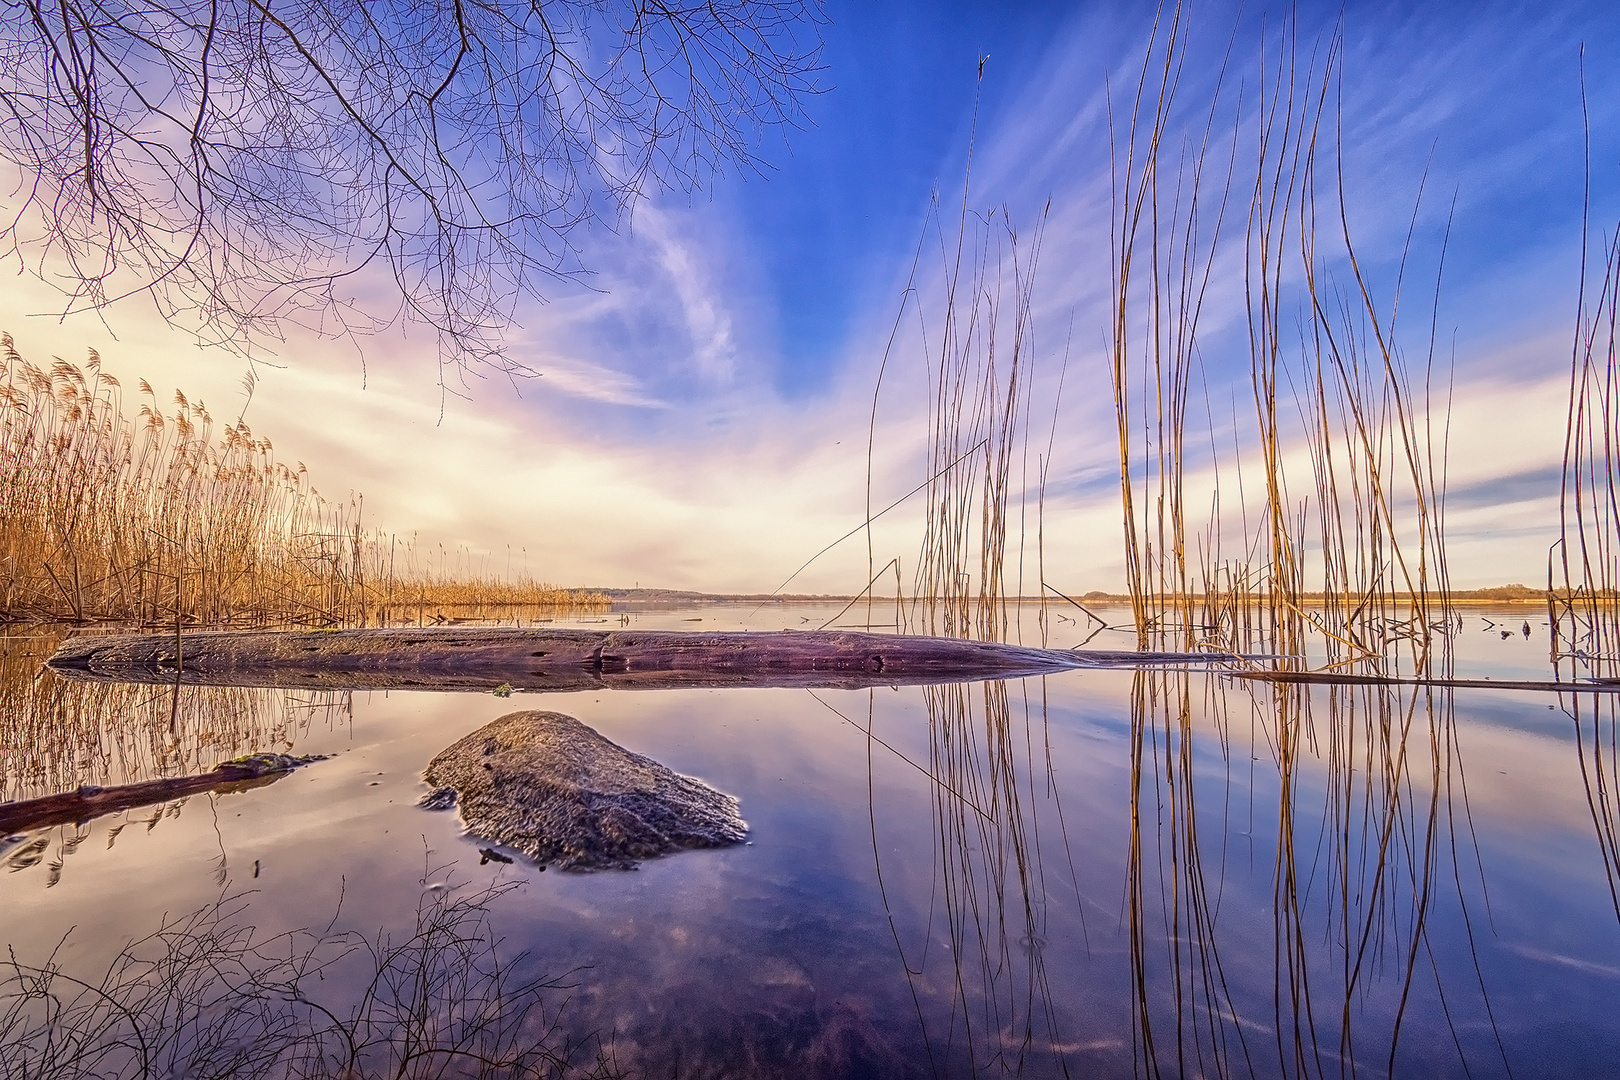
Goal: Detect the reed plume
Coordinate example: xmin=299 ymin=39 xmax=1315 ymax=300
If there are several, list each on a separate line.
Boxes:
xmin=0 ymin=335 xmax=605 ymax=627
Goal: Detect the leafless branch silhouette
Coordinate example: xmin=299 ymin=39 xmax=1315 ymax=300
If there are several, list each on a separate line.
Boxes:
xmin=0 ymin=0 xmax=823 ymax=380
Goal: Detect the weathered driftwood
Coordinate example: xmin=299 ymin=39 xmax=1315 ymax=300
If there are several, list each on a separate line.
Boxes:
xmin=421 ymin=710 xmax=747 ymax=871
xmin=45 ymin=626 xmax=1230 ymax=692
xmin=0 ymin=754 xmax=321 ymax=836
xmin=1235 ymin=670 xmax=1620 ymax=694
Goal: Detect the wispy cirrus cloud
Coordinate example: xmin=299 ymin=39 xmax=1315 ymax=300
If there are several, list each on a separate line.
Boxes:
xmin=520 ymin=353 xmax=668 ymax=409
xmin=632 ymin=205 xmax=740 ymax=384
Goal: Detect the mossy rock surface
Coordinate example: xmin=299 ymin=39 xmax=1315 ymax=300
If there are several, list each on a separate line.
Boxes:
xmin=423 ymin=710 xmax=747 ymax=871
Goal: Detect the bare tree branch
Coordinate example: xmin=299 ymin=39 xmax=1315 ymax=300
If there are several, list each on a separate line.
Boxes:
xmin=0 ymin=0 xmax=824 ymax=380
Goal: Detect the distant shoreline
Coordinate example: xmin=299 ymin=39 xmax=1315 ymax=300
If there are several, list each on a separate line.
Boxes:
xmin=585 ymin=585 xmax=1596 ymax=607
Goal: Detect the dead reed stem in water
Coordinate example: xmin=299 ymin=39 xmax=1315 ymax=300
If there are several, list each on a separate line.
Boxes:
xmin=907 ymin=194 xmax=1046 ymax=644
xmin=0 ymin=877 xmax=621 ymax=1079
xmin=0 ymin=335 xmax=605 ymax=626
xmin=1108 ymin=6 xmax=1454 ymax=671
xmin=1552 ymin=158 xmax=1620 ymax=676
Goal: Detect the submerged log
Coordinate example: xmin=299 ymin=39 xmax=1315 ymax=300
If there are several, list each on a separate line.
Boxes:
xmin=421 ymin=710 xmax=747 ymax=871
xmin=45 ymin=626 xmax=1229 ymax=692
xmin=1235 ymin=670 xmax=1620 ymax=694
xmin=0 ymin=754 xmax=322 ymax=836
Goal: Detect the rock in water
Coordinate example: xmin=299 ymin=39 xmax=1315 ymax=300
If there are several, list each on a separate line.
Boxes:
xmin=423 ymin=710 xmax=747 ymax=871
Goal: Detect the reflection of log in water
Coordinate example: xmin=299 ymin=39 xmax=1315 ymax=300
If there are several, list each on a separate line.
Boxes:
xmin=45 ymin=626 xmax=1235 ymax=692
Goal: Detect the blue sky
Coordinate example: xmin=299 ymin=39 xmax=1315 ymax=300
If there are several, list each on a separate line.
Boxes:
xmin=4 ymin=0 xmax=1620 ymax=592
xmin=726 ymin=0 xmax=1079 ymax=398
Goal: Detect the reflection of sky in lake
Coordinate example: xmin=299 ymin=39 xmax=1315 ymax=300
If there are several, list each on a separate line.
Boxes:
xmin=4 ymin=605 xmax=1619 ymax=1077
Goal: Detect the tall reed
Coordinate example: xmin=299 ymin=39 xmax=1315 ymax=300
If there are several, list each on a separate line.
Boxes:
xmin=895 ymin=188 xmax=1045 ymax=644
xmin=1109 ymin=6 xmax=1454 ymax=671
xmin=1552 ymin=204 xmax=1620 ymax=678
xmin=1557 ymin=186 xmax=1620 ymax=916
xmin=0 ymin=335 xmax=605 ymax=626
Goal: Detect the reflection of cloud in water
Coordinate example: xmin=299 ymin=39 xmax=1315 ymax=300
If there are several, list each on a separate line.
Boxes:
xmin=1506 ymin=942 xmax=1620 ymax=980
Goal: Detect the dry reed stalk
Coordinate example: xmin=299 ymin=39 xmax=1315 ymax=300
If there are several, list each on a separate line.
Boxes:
xmin=1108 ymin=0 xmax=1238 ymax=649
xmin=1108 ymin=7 xmax=1454 ymax=674
xmin=1553 ymin=151 xmax=1620 ymax=677
xmin=1556 ymin=120 xmax=1620 ymax=914
xmin=907 ymin=196 xmax=1045 ymax=644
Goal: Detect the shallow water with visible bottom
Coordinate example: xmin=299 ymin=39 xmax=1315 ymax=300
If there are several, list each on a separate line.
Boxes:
xmin=2 ymin=604 xmax=1618 ymax=1078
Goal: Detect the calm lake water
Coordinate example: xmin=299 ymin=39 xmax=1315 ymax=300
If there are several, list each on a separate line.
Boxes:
xmin=2 ymin=603 xmax=1618 ymax=1078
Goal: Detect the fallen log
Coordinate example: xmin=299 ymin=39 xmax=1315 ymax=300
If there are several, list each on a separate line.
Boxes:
xmin=0 ymin=754 xmax=322 ymax=836
xmin=1234 ymin=670 xmax=1620 ymax=694
xmin=45 ymin=627 xmax=1237 ymax=692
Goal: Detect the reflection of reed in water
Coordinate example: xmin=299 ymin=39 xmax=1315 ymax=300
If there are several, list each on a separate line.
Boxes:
xmin=0 ymin=632 xmax=348 ymax=802
xmin=0 ymin=875 xmax=621 ymax=1079
xmin=1127 ymin=663 xmax=1510 ymax=1079
xmin=1571 ymin=692 xmax=1620 ymax=925
xmin=869 ymin=677 xmax=1081 ymax=1076
xmin=1126 ymin=668 xmax=1252 ymax=1080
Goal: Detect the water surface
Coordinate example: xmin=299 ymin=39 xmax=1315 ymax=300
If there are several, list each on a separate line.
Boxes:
xmin=2 ymin=604 xmax=1617 ymax=1077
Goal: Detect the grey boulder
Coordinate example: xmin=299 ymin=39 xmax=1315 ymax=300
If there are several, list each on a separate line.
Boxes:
xmin=422 ymin=710 xmax=747 ymax=871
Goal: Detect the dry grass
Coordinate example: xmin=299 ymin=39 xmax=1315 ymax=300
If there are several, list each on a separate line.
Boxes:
xmin=0 ymin=335 xmax=606 ymax=626
xmin=0 ymin=876 xmax=620 ymax=1079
